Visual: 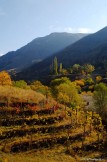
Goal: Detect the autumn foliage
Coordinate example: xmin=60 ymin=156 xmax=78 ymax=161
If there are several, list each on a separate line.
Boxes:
xmin=0 ymin=71 xmax=12 ymax=85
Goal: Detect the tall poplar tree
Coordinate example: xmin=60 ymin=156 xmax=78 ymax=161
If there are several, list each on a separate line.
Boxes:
xmin=53 ymin=56 xmax=58 ymax=75
xmin=50 ymin=61 xmax=53 ymax=74
xmin=59 ymin=63 xmax=63 ymax=74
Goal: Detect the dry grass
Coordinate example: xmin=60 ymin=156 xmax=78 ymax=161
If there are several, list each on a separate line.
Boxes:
xmin=0 ymin=99 xmax=107 ymax=161
xmin=0 ymin=146 xmax=78 ymax=162
xmin=0 ymin=86 xmax=45 ymax=104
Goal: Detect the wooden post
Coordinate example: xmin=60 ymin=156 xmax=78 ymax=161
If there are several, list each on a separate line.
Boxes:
xmin=81 ymin=136 xmax=84 ymax=148
xmin=91 ymin=111 xmax=93 ymax=119
xmin=76 ymin=108 xmax=78 ymax=126
xmin=90 ymin=122 xmax=92 ymax=134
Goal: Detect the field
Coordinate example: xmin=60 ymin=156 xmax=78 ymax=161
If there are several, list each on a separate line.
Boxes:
xmin=0 ymin=98 xmax=107 ymax=162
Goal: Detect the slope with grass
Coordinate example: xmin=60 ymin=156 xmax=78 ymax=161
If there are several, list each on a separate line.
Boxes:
xmin=0 ymin=99 xmax=107 ymax=162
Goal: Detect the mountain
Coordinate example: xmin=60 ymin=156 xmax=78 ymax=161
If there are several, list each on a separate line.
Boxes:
xmin=0 ymin=32 xmax=87 ymax=72
xmin=16 ymin=26 xmax=107 ymax=82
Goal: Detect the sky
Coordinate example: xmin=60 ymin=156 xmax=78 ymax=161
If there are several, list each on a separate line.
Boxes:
xmin=0 ymin=0 xmax=107 ymax=55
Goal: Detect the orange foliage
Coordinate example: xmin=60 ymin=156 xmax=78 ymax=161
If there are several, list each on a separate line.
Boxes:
xmin=75 ymin=80 xmax=85 ymax=86
xmin=89 ymin=85 xmax=94 ymax=90
xmin=96 ymin=76 xmax=102 ymax=83
xmin=0 ymin=71 xmax=12 ymax=85
xmin=28 ymin=105 xmax=40 ymax=111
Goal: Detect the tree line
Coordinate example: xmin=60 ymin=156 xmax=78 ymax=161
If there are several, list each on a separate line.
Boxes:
xmin=50 ymin=56 xmax=95 ymax=75
xmin=0 ymin=70 xmax=107 ymax=125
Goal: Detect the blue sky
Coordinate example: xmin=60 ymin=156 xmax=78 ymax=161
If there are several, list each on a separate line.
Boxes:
xmin=0 ymin=0 xmax=107 ymax=55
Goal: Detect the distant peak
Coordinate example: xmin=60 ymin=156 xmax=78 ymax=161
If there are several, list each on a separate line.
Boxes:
xmin=101 ymin=26 xmax=107 ymax=30
xmin=103 ymin=26 xmax=107 ymax=29
xmin=49 ymin=32 xmax=69 ymax=35
xmin=96 ymin=26 xmax=107 ymax=33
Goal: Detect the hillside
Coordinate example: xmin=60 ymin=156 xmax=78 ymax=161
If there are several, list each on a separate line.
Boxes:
xmin=0 ymin=94 xmax=106 ymax=162
xmin=0 ymin=33 xmax=87 ymax=72
xmin=16 ymin=26 xmax=107 ymax=81
xmin=0 ymin=72 xmax=107 ymax=162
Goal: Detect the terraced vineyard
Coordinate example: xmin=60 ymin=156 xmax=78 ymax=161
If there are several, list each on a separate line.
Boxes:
xmin=0 ymin=102 xmax=107 ymax=162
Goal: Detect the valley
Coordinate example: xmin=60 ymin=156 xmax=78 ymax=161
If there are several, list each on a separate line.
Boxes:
xmin=1 ymin=27 xmax=107 ymax=162
xmin=0 ymin=70 xmax=107 ymax=161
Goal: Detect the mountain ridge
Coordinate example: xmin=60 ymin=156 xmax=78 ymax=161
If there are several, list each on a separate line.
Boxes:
xmin=0 ymin=32 xmax=87 ymax=72
xmin=15 ymin=26 xmax=107 ymax=82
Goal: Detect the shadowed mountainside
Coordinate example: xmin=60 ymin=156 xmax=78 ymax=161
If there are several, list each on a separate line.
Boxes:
xmin=15 ymin=27 xmax=107 ymax=82
xmin=0 ymin=33 xmax=87 ymax=72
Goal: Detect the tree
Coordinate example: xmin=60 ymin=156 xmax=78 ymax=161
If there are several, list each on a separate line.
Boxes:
xmin=94 ymin=83 xmax=107 ymax=119
xmin=96 ymin=76 xmax=102 ymax=83
xmin=75 ymin=79 xmax=85 ymax=87
xmin=0 ymin=71 xmax=12 ymax=86
xmin=67 ymin=67 xmax=73 ymax=74
xmin=59 ymin=63 xmax=63 ymax=74
xmin=72 ymin=64 xmax=81 ymax=73
xmin=61 ymin=68 xmax=68 ymax=75
xmin=50 ymin=77 xmax=71 ymax=97
xmin=13 ymin=80 xmax=29 ymax=89
xmin=53 ymin=57 xmax=58 ymax=75
xmin=50 ymin=61 xmax=53 ymax=74
xmin=75 ymin=79 xmax=85 ymax=92
xmin=55 ymin=81 xmax=82 ymax=123
xmin=55 ymin=82 xmax=81 ymax=107
xmin=30 ymin=81 xmax=43 ymax=91
xmin=84 ymin=77 xmax=94 ymax=85
xmin=31 ymin=80 xmax=50 ymax=97
xmin=83 ymin=64 xmax=95 ymax=75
